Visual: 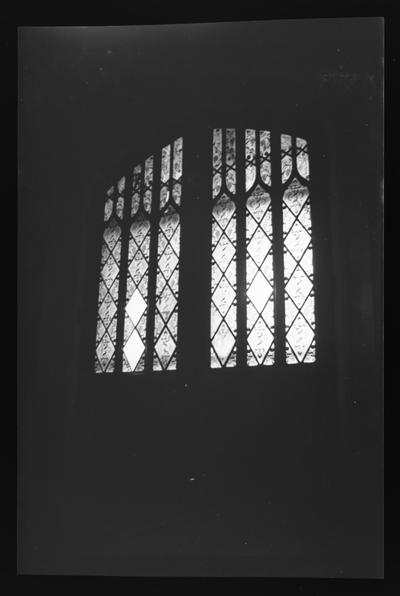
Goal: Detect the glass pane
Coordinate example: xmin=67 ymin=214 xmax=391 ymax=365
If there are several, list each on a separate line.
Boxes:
xmin=225 ymin=128 xmax=236 ymax=194
xmin=143 ymin=156 xmax=153 ymax=213
xmin=122 ymin=216 xmax=151 ymax=372
xmin=281 ymin=133 xmax=293 ymax=184
xmin=118 ymin=176 xmax=126 ymax=194
xmin=296 ymin=137 xmax=310 ymax=180
xmin=246 ymin=185 xmax=274 ymax=365
xmin=161 ymin=144 xmax=171 ymax=184
xmin=131 ymin=192 xmax=140 ymax=216
xmin=154 ymin=205 xmax=180 ymax=370
xmin=213 ymin=128 xmax=223 ymax=199
xmin=211 ymin=194 xmax=237 ymax=367
xmin=173 ymin=137 xmax=183 ymax=181
xmin=116 ymin=196 xmax=124 ymax=219
xmin=260 ymin=130 xmax=271 ymax=187
xmin=104 ymin=198 xmax=113 ymax=221
xmin=95 ymin=217 xmax=122 ymax=373
xmin=283 ymin=174 xmax=315 ymax=363
xmin=131 ymin=165 xmax=142 ymax=215
xmin=172 ymin=182 xmax=182 ymax=206
xmin=245 ymin=129 xmax=256 ymax=191
xmin=133 ymin=165 xmax=142 ymax=190
xmin=226 ymin=128 xmax=236 ymax=166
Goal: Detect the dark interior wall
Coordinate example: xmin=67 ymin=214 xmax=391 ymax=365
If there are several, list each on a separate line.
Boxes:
xmin=18 ymin=18 xmax=383 ymax=576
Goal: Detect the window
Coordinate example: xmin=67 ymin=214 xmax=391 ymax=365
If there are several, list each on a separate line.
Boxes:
xmin=94 ymin=180 xmax=124 ymax=373
xmin=94 ymin=127 xmax=316 ymax=374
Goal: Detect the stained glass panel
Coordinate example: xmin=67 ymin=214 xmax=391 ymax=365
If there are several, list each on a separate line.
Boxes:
xmin=296 ymin=137 xmax=310 ymax=181
xmin=246 ymin=185 xmax=274 ymax=365
xmin=225 ymin=128 xmax=236 ymax=194
xmin=260 ymin=130 xmax=271 ymax=187
xmin=131 ymin=165 xmax=142 ymax=216
xmin=211 ymin=128 xmax=238 ymax=368
xmin=211 ymin=194 xmax=237 ymax=367
xmin=161 ymin=144 xmax=171 ymax=183
xmin=281 ymin=133 xmax=293 ymax=184
xmin=153 ymin=137 xmax=183 ymax=371
xmin=173 ymin=137 xmax=183 ymax=181
xmin=213 ymin=128 xmax=223 ymax=199
xmin=104 ymin=198 xmax=113 ymax=221
xmin=120 ymin=154 xmax=154 ymax=373
xmin=118 ymin=176 xmax=126 ymax=194
xmin=122 ymin=216 xmax=151 ymax=372
xmin=245 ymin=129 xmax=256 ymax=191
xmin=154 ymin=207 xmax=180 ymax=370
xmin=95 ymin=215 xmax=122 ymax=373
xmin=143 ymin=157 xmax=154 ymax=213
xmin=160 ymin=144 xmax=171 ymax=210
xmin=282 ymin=162 xmax=315 ymax=364
xmin=116 ymin=196 xmax=124 ymax=219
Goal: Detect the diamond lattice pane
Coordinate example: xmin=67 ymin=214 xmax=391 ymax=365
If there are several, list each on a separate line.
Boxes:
xmin=154 ymin=327 xmax=176 ymax=370
xmin=211 ymin=191 xmax=237 ymax=368
xmin=282 ymin=158 xmax=315 ymax=364
xmin=286 ymin=313 xmax=314 ymax=362
xmin=248 ymin=318 xmax=273 ymax=365
xmin=95 ymin=213 xmax=122 ymax=373
xmin=122 ymin=214 xmax=151 ymax=373
xmin=246 ymin=183 xmax=274 ymax=366
xmin=212 ymin=321 xmax=235 ymax=367
xmin=213 ymin=277 xmax=235 ymax=316
xmin=124 ymin=329 xmax=145 ymax=372
xmin=153 ymin=205 xmax=180 ymax=371
xmin=248 ymin=272 xmax=271 ymax=313
xmin=126 ymin=290 xmax=146 ymax=327
xmin=283 ymin=178 xmax=309 ymax=216
xmin=103 ymin=220 xmax=121 ymax=252
xmin=285 ymin=267 xmax=313 ymax=309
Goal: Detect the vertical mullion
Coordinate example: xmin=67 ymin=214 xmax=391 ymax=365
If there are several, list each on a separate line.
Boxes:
xmin=145 ymin=151 xmax=161 ymax=372
xmin=255 ymin=128 xmax=260 ymax=174
xmin=271 ymin=130 xmax=286 ymax=365
xmin=115 ymin=173 xmax=133 ymax=373
xmin=236 ymin=127 xmax=247 ymax=368
xmin=222 ymin=128 xmax=226 ymax=192
xmin=179 ymin=128 xmax=209 ymax=374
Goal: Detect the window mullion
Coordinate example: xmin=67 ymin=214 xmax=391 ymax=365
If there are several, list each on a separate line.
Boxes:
xmin=236 ymin=127 xmax=247 ymax=368
xmin=145 ymin=151 xmax=161 ymax=372
xmin=271 ymin=130 xmax=286 ymax=365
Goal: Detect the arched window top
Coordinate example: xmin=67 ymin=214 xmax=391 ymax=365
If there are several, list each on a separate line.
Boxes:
xmin=94 ymin=126 xmax=316 ymax=375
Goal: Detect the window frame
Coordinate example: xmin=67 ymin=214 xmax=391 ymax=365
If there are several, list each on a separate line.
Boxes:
xmin=80 ymin=119 xmax=335 ymax=385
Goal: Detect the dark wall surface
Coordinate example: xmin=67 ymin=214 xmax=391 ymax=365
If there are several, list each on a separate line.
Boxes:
xmin=18 ymin=18 xmax=383 ymax=576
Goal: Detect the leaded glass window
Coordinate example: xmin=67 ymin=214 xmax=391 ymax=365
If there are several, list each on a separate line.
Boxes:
xmin=95 ymin=181 xmax=124 ymax=373
xmin=210 ymin=128 xmax=315 ymax=368
xmin=246 ymin=130 xmax=274 ymax=366
xmin=95 ymin=137 xmax=183 ymax=374
xmin=94 ymin=127 xmax=316 ymax=375
xmin=282 ymin=135 xmax=315 ymax=363
xmin=153 ymin=138 xmax=182 ymax=371
xmin=211 ymin=128 xmax=237 ymax=368
xmin=122 ymin=160 xmax=153 ymax=373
